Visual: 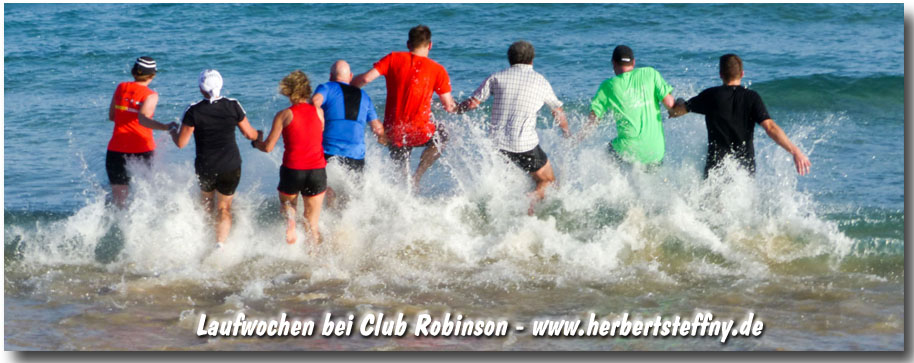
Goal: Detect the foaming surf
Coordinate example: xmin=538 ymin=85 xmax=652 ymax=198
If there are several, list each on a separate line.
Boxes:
xmin=6 ymin=106 xmax=862 ymax=291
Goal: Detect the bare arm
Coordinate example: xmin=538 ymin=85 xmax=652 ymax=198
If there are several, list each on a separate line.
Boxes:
xmin=552 ymin=107 xmax=570 ymax=137
xmin=661 ymin=93 xmax=676 ymax=110
xmin=173 ymin=125 xmax=194 ymax=148
xmin=315 ymin=107 xmax=325 ymax=131
xmin=311 ymin=93 xmax=324 ymax=109
xmin=438 ymin=92 xmax=457 ymax=113
xmin=368 ymin=119 xmax=388 ymax=146
xmin=351 ymin=68 xmax=381 ymax=88
xmin=759 ymin=119 xmax=811 ymax=175
xmin=237 ymin=116 xmax=258 ymax=140
xmin=136 ymin=94 xmax=175 ymax=131
xmin=108 ymin=94 xmax=116 ymax=122
xmin=254 ymin=109 xmax=291 ymax=153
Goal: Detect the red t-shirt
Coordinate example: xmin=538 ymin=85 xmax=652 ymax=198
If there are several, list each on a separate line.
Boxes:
xmin=373 ymin=51 xmax=452 ymax=147
xmin=107 ymin=82 xmax=157 ymax=153
xmin=282 ymin=103 xmax=327 ymax=170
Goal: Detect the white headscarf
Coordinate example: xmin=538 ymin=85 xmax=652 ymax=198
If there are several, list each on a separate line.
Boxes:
xmin=198 ymin=69 xmax=223 ymax=103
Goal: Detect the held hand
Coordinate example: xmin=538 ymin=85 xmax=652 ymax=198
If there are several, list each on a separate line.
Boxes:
xmin=377 ymin=134 xmax=390 ymax=146
xmin=251 ymin=130 xmax=263 ymax=149
xmin=668 ymin=98 xmax=687 ymax=118
xmin=792 ymin=151 xmax=811 ymax=175
xmin=167 ymin=122 xmax=179 ymax=132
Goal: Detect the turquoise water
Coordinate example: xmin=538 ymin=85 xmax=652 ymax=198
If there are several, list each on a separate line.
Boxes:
xmin=3 ymin=4 xmax=903 ymax=350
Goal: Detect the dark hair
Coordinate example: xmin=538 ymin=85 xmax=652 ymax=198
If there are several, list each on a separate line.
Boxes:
xmin=719 ymin=54 xmax=743 ymax=82
xmin=407 ymin=25 xmax=432 ymax=49
xmin=279 ymin=70 xmax=312 ymax=104
xmin=131 ymin=68 xmax=155 ymax=82
xmin=507 ymin=41 xmax=535 ymax=65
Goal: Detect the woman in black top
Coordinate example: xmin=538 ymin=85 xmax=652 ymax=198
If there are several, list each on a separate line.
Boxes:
xmin=171 ymin=69 xmax=259 ymax=245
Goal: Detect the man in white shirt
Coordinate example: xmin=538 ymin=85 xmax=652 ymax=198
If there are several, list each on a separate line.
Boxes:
xmin=457 ymin=40 xmax=569 ymax=215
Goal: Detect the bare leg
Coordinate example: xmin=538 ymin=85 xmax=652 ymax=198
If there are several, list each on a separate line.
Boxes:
xmin=200 ymin=190 xmax=215 ymax=214
xmin=303 ymin=191 xmax=326 ymax=245
xmin=412 ymin=144 xmax=443 ymax=192
xmin=324 ymin=186 xmax=337 ymax=209
xmin=214 ymin=192 xmax=234 ymax=244
xmin=279 ymin=192 xmax=299 ymax=244
xmin=528 ymin=161 xmax=556 ymax=216
xmin=111 ymin=184 xmax=129 ymax=209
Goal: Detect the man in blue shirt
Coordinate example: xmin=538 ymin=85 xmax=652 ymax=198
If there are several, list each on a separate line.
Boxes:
xmin=312 ymin=60 xmax=387 ymax=173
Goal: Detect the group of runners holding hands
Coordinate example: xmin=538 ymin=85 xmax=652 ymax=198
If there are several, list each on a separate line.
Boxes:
xmin=106 ymin=25 xmax=811 ymax=247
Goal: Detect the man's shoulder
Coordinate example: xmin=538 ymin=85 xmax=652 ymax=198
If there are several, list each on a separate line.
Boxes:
xmin=741 ymin=86 xmax=762 ymax=97
xmin=315 ymin=81 xmax=337 ymax=93
xmin=423 ymin=56 xmax=447 ymax=72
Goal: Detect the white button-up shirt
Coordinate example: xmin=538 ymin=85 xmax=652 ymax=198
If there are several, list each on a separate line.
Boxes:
xmin=470 ymin=63 xmax=563 ymax=153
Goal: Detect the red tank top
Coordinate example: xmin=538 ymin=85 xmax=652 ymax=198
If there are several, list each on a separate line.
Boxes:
xmin=282 ymin=103 xmax=326 ymax=170
xmin=107 ymin=82 xmax=157 ymax=153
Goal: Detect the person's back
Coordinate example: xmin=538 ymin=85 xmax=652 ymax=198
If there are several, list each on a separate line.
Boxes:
xmin=350 ymin=24 xmax=457 ymax=190
xmin=109 ymin=81 xmax=157 ymax=153
xmin=183 ymin=97 xmax=246 ymax=174
xmin=283 ymin=102 xmax=326 ymax=170
xmin=669 ymin=53 xmax=811 ymax=177
xmin=457 ymin=40 xmax=569 ymax=216
xmin=480 ymin=64 xmax=560 ymax=153
xmin=686 ymin=85 xmax=768 ymax=173
xmin=375 ymin=51 xmax=450 ymax=147
xmin=315 ymin=81 xmax=377 ymax=160
xmin=591 ymin=66 xmax=672 ymax=164
xmin=588 ymin=46 xmax=676 ymax=166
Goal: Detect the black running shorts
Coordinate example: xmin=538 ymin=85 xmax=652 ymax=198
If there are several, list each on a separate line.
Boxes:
xmin=500 ymin=145 xmax=549 ymax=174
xmin=277 ymin=166 xmax=327 ymax=197
xmin=106 ymin=150 xmax=153 ymax=185
xmin=197 ymin=167 xmax=242 ymax=196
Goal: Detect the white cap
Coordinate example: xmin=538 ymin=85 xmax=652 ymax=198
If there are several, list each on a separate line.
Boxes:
xmin=199 ymin=69 xmax=223 ymax=101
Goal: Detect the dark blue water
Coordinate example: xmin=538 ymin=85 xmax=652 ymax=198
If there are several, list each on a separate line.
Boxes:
xmin=3 ymin=4 xmax=903 ymax=351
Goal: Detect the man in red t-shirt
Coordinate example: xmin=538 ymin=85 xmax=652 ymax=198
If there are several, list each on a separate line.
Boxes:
xmin=352 ymin=25 xmax=457 ymax=190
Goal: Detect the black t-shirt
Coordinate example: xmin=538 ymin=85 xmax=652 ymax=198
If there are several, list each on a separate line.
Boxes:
xmin=181 ymin=98 xmax=246 ymax=174
xmin=686 ymin=85 xmax=770 ymax=174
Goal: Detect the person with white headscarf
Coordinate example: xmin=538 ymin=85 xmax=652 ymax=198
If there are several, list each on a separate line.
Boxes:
xmin=171 ymin=69 xmax=259 ymax=246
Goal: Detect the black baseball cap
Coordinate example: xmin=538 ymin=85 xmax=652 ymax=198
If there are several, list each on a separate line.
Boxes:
xmin=132 ymin=56 xmax=157 ymax=75
xmin=612 ymin=45 xmax=634 ymax=64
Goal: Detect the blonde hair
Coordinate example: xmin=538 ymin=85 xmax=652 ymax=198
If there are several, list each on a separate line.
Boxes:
xmin=279 ymin=70 xmax=312 ymax=103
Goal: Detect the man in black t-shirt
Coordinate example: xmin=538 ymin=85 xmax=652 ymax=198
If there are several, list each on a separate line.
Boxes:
xmin=669 ymin=54 xmax=811 ymax=178
xmin=171 ymin=69 xmax=260 ymax=245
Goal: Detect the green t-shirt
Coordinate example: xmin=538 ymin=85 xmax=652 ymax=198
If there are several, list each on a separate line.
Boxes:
xmin=590 ymin=67 xmax=673 ymax=164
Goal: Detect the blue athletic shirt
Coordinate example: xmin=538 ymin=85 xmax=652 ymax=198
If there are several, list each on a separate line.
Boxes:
xmin=313 ymin=81 xmax=379 ymax=160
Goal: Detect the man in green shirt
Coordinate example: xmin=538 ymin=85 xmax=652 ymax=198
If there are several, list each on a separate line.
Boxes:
xmin=586 ymin=45 xmax=683 ymax=165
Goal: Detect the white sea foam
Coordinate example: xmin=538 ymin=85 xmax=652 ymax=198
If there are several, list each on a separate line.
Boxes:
xmin=8 ymin=110 xmax=855 ymax=294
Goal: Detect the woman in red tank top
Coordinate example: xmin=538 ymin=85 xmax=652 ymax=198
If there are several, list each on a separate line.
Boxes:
xmin=253 ymin=70 xmax=327 ymax=246
xmin=105 ymin=56 xmax=177 ymax=209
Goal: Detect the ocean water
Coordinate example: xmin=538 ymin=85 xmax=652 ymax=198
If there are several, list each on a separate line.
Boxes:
xmin=3 ymin=3 xmax=903 ymax=350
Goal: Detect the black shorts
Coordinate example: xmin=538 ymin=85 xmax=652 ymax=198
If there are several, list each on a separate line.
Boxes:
xmin=106 ymin=150 xmax=153 ymax=185
xmin=325 ymin=154 xmax=365 ymax=173
xmin=277 ymin=166 xmax=327 ymax=197
xmin=500 ymin=145 xmax=549 ymax=173
xmin=197 ymin=168 xmax=242 ymax=196
xmin=388 ymin=125 xmax=449 ymax=164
